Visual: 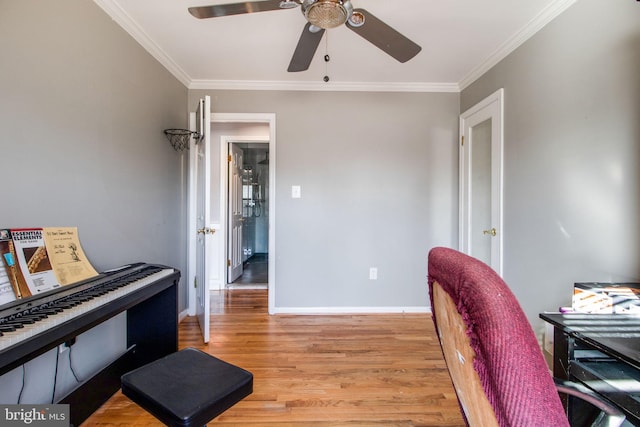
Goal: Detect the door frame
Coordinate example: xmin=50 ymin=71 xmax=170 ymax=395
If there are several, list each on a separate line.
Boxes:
xmin=214 ymin=114 xmax=276 ymax=315
xmin=222 ymin=137 xmax=270 ymax=287
xmin=459 ymin=88 xmax=504 ymax=275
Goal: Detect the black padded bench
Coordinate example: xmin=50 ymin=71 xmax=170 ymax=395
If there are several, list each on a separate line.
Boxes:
xmin=121 ymin=348 xmax=253 ymax=426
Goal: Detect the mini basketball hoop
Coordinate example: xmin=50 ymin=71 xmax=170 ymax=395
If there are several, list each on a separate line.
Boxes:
xmin=163 ymin=129 xmax=200 ymax=152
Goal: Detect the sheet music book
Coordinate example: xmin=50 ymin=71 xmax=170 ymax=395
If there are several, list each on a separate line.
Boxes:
xmin=0 ymin=230 xmax=17 ymax=304
xmin=10 ymin=228 xmax=61 ymax=294
xmin=0 ymin=267 xmax=16 ymax=305
xmin=42 ymin=227 xmax=98 ymax=285
xmin=0 ymin=228 xmax=30 ymax=299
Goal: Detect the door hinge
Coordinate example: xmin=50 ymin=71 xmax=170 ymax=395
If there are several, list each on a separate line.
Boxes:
xmin=227 ymin=259 xmax=231 ymax=267
xmin=461 ymin=135 xmax=465 ymax=146
xmin=228 ymin=154 xmax=232 ymax=162
xmin=194 ymin=277 xmax=197 ymax=289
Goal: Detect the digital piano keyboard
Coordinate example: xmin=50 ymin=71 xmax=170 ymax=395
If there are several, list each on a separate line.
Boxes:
xmin=0 ymin=263 xmax=180 ymax=425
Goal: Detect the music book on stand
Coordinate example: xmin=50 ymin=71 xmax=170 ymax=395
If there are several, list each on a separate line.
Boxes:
xmin=42 ymin=227 xmax=98 ymax=285
xmin=0 ymin=229 xmax=18 ymax=304
xmin=0 ymin=227 xmax=99 ymax=302
xmin=10 ymin=228 xmax=61 ymax=295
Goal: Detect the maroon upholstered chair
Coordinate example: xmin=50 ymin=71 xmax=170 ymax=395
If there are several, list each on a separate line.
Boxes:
xmin=427 ymin=246 xmax=624 ymax=427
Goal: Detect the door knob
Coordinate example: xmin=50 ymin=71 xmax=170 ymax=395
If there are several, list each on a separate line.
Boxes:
xmin=483 ymin=228 xmax=497 ymax=237
xmin=197 ymin=227 xmax=215 ymax=235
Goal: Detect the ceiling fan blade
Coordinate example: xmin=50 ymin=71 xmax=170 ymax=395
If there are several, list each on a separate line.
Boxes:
xmin=287 ymin=23 xmax=325 ymax=72
xmin=346 ymin=9 xmax=421 ymax=63
xmin=189 ymin=0 xmax=285 ymax=19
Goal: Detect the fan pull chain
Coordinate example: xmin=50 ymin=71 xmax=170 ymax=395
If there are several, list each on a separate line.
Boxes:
xmin=323 ymin=32 xmax=330 ymax=83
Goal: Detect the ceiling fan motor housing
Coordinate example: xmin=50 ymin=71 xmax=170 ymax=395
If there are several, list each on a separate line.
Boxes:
xmin=301 ymin=0 xmax=353 ymax=29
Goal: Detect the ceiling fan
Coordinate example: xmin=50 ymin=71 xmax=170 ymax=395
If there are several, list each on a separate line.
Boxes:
xmin=188 ymin=0 xmax=421 ymax=72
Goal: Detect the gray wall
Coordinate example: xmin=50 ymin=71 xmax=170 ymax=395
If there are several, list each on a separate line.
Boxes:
xmin=190 ymin=90 xmax=460 ymax=310
xmin=462 ymin=0 xmax=640 ymax=329
xmin=0 ymin=0 xmax=188 ymax=403
xmin=1 ymin=0 xmax=188 ymax=288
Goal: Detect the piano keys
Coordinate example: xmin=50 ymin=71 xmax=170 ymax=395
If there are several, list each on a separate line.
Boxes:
xmin=0 ymin=265 xmax=173 ymax=351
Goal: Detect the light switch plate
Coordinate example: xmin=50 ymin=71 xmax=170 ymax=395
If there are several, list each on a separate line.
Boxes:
xmin=292 ymin=185 xmax=301 ymax=199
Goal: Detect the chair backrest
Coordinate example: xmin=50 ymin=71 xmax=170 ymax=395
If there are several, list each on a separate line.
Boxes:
xmin=427 ymin=247 xmax=569 ymax=427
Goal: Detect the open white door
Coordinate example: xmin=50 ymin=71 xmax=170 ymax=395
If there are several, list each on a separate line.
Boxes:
xmin=227 ymin=143 xmax=244 ymax=283
xmin=195 ymin=96 xmax=211 ymax=342
xmin=459 ymin=89 xmax=504 ymax=275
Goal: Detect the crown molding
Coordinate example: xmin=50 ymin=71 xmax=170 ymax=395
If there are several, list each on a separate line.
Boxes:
xmin=93 ymin=0 xmax=192 ymax=87
xmin=93 ymin=0 xmax=458 ymax=93
xmin=95 ymin=0 xmax=574 ymax=94
xmin=458 ymin=0 xmax=577 ymax=90
xmin=189 ymin=79 xmax=459 ymax=93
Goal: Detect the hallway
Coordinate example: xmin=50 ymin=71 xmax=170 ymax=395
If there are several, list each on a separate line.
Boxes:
xmin=231 ymin=253 xmax=268 ymax=286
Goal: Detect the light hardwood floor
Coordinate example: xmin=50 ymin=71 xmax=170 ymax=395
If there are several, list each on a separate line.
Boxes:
xmin=84 ymin=290 xmax=464 ymax=426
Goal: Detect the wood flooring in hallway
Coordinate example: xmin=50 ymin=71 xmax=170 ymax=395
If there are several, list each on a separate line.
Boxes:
xmin=83 ymin=289 xmax=464 ymax=426
xmin=231 ymin=253 xmax=268 ymax=285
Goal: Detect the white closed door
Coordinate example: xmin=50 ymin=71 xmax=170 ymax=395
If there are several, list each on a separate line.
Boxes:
xmin=459 ymin=89 xmax=504 ymax=275
xmin=227 ymin=143 xmax=244 ymax=283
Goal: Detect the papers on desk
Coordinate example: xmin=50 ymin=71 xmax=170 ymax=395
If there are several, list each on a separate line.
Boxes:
xmin=573 ymin=282 xmax=640 ymax=314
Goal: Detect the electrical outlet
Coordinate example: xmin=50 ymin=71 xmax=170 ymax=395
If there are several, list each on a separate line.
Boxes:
xmin=369 ymin=267 xmax=378 ymax=280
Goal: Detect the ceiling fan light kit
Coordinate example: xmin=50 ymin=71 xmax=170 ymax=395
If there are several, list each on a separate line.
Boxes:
xmin=302 ymin=0 xmax=352 ymax=29
xmin=188 ymin=0 xmax=421 ymax=72
xmin=278 ymin=0 xmax=299 ymax=9
xmin=347 ymin=10 xmax=364 ymax=28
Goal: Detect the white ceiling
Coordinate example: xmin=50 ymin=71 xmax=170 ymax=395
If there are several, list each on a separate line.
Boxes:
xmin=94 ymin=0 xmax=576 ymax=92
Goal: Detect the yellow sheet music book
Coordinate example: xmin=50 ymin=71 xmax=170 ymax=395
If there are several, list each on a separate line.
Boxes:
xmin=42 ymin=227 xmax=98 ymax=286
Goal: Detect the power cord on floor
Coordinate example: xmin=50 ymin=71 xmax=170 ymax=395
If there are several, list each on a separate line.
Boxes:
xmin=17 ymin=365 xmax=25 ymax=404
xmin=68 ymin=345 xmax=83 ymax=383
xmin=51 ymin=348 xmax=60 ymax=403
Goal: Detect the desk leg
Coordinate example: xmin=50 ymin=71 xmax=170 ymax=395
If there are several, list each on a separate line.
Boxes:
xmin=127 ymin=281 xmax=178 ymax=368
xmin=552 ymin=328 xmax=571 ymax=412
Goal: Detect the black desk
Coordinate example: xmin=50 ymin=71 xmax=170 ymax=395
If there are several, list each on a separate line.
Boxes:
xmin=541 ymin=312 xmax=640 ymax=426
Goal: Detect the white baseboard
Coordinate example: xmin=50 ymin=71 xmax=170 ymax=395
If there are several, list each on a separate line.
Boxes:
xmin=271 ymin=306 xmax=432 ymax=315
xmin=225 ymin=284 xmax=268 ymax=290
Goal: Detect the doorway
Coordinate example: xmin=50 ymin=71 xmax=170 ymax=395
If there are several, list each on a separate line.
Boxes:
xmin=213 ymin=113 xmax=276 ymax=315
xmin=228 ymin=142 xmax=269 ymax=288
